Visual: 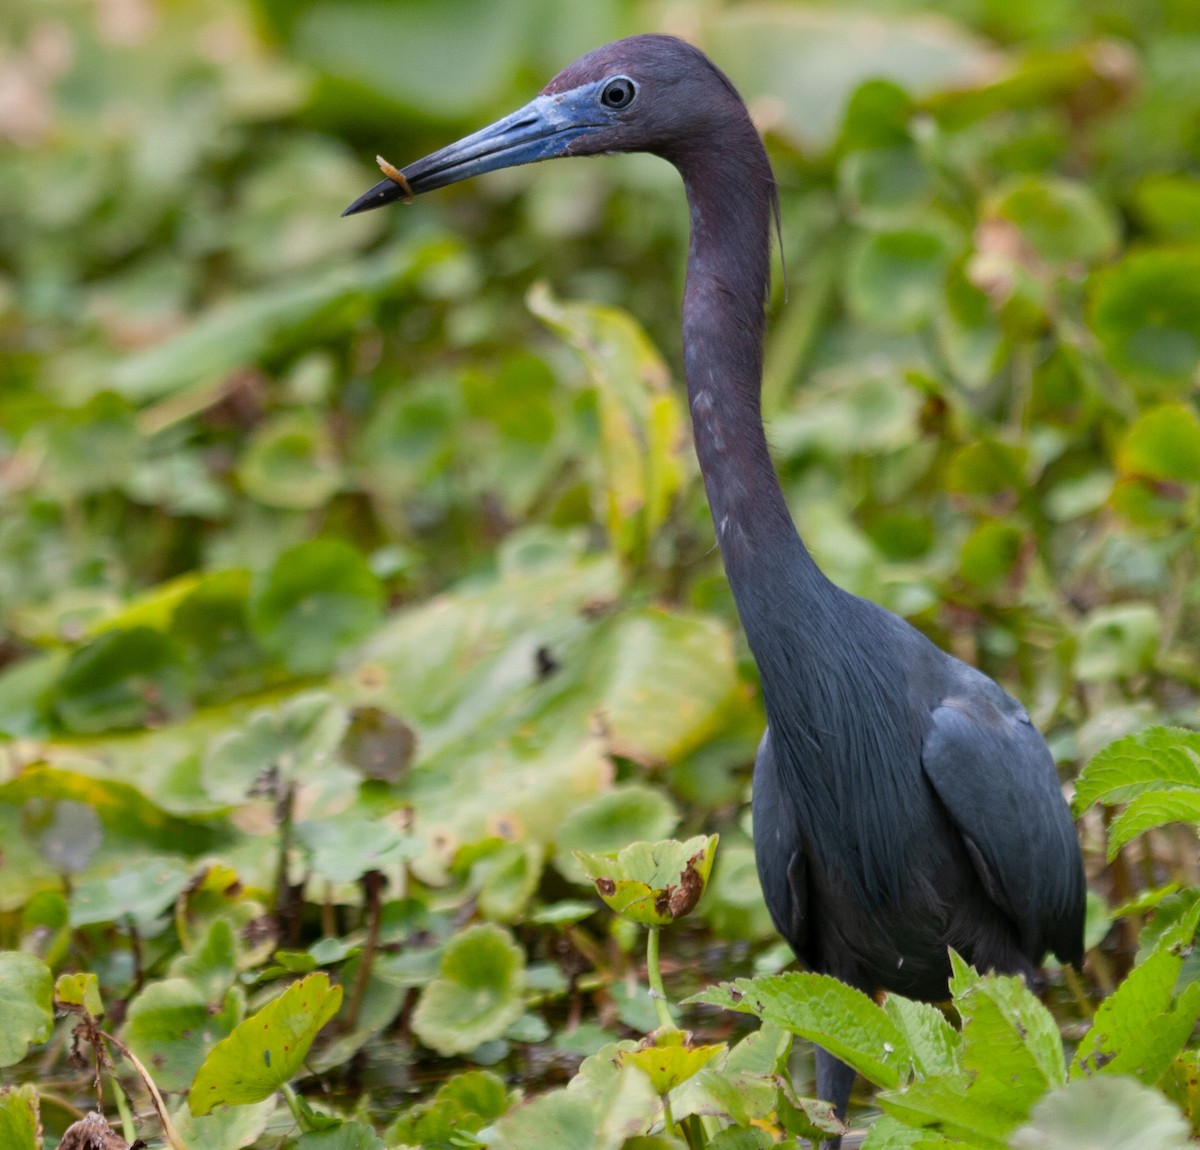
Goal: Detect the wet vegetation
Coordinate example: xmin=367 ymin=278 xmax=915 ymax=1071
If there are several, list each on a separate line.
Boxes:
xmin=4 ymin=0 xmax=1200 ymax=1147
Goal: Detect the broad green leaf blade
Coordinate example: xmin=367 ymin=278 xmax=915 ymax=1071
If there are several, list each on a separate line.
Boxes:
xmin=860 ymin=1115 xmax=955 ymax=1148
xmin=188 ymin=973 xmax=342 ymax=1115
xmin=293 ymin=1121 xmax=386 ymax=1150
xmin=0 ymin=1085 xmax=40 ymax=1150
xmin=1108 ymin=788 xmax=1200 ymax=859
xmin=171 ymin=1097 xmax=277 ymax=1150
xmin=384 ymin=1070 xmax=511 ymax=1148
xmin=1073 ymin=945 xmax=1200 ymax=1083
xmin=410 ymin=924 xmax=526 ymax=1056
xmin=882 ymin=996 xmax=962 ymax=1079
xmin=877 ymin=1076 xmax=1013 ymax=1149
xmin=1074 ymin=726 xmax=1200 ymax=814
xmin=687 ymin=974 xmax=909 ymax=1088
xmin=0 ymin=953 xmax=54 ymax=1068
xmin=1011 ymin=1075 xmax=1190 ymax=1149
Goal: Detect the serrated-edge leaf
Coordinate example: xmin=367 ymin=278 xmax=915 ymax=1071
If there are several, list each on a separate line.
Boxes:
xmin=1074 ymin=727 xmax=1200 ymax=814
xmin=687 ymin=974 xmax=908 ymax=1088
xmin=1107 ymin=788 xmax=1200 ymax=858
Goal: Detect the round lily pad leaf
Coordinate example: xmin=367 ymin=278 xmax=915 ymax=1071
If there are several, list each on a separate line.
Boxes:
xmin=845 ymin=227 xmax=955 ymax=332
xmin=124 ymin=979 xmax=241 ymax=1092
xmin=575 ymin=836 xmax=719 ymax=926
xmin=250 ymin=539 xmax=385 ymax=674
xmin=203 ymin=691 xmax=347 ymax=805
xmin=53 ymin=626 xmax=194 ymax=734
xmin=988 ymin=176 xmax=1118 ymax=266
xmin=237 ymin=411 xmax=343 ymax=511
xmin=69 ymin=855 xmax=192 ymax=928
xmin=0 ymin=953 xmax=53 ymax=1068
xmin=1117 ymin=403 xmax=1200 ymax=485
xmin=1091 ymin=250 xmax=1200 ymax=383
xmin=169 ymin=571 xmax=267 ymax=699
xmin=411 ymin=923 xmax=526 ymax=1056
xmin=553 ymin=786 xmax=680 ymax=884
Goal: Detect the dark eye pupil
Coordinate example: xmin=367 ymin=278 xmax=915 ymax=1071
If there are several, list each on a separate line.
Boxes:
xmin=602 ymin=79 xmax=634 ymax=108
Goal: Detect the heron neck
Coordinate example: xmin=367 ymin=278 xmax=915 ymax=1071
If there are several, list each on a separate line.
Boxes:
xmin=676 ymin=136 xmax=824 ymax=605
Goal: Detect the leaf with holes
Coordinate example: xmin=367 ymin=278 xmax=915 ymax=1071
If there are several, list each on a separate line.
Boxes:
xmin=575 ymin=836 xmax=718 ymax=925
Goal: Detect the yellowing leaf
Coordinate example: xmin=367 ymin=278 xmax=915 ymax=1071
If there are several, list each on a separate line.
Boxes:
xmin=188 ymin=973 xmax=342 ymax=1116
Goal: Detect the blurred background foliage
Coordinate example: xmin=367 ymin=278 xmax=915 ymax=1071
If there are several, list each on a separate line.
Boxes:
xmin=4 ymin=0 xmax=1200 ymax=1143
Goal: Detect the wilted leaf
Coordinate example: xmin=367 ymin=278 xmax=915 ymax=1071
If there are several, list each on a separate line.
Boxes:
xmin=575 ymin=835 xmax=718 ymax=925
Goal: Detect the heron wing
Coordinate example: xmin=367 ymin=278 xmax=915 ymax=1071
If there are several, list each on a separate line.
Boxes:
xmin=920 ymin=694 xmax=1084 ymax=967
xmin=751 ymin=730 xmax=808 ymax=952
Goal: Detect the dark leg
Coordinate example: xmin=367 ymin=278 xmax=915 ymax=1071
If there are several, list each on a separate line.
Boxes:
xmin=814 ymin=1045 xmax=856 ymax=1149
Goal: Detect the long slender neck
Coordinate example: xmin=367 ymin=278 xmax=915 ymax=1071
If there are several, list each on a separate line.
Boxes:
xmin=673 ymin=123 xmax=825 ymax=619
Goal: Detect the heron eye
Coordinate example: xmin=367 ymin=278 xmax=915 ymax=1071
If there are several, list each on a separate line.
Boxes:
xmin=600 ymin=77 xmax=637 ymax=109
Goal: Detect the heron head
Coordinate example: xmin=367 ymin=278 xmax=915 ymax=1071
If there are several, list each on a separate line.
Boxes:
xmin=342 ymin=35 xmax=748 ymax=216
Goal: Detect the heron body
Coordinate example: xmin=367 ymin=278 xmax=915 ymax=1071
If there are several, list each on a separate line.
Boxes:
xmin=345 ymin=35 xmax=1086 ymax=1134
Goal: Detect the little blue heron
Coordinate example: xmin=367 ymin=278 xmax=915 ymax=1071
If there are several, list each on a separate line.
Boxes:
xmin=345 ymin=35 xmax=1086 ymax=1136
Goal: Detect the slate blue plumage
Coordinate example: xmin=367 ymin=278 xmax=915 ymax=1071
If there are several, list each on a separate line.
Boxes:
xmin=345 ymin=34 xmax=1087 ymax=1139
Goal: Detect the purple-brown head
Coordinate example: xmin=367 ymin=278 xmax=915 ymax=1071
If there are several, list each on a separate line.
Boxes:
xmin=342 ymin=35 xmax=751 ymax=216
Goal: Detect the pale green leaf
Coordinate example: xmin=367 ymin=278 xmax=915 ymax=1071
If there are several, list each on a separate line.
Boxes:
xmin=0 ymin=954 xmax=53 ymax=1067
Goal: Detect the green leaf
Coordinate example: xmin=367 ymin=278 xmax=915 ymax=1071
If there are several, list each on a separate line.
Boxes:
xmin=575 ymin=835 xmax=718 ymax=925
xmin=53 ymin=627 xmax=193 ymax=734
xmin=687 ymin=973 xmax=909 ymax=1088
xmin=846 ymin=228 xmax=954 ymax=332
xmin=124 ymin=979 xmax=242 ymax=1093
xmin=1074 ymin=726 xmax=1200 ymax=814
xmin=296 ymin=809 xmax=417 ymax=884
xmin=882 ymin=996 xmax=962 ymax=1080
xmin=54 ymin=972 xmax=104 ymax=1018
xmin=0 ymin=953 xmax=53 ymax=1068
xmin=1118 ymin=403 xmax=1200 ymax=484
xmin=188 ymin=973 xmax=343 ymax=1115
xmin=1109 ymin=789 xmax=1200 ymax=858
xmin=0 ymin=1085 xmax=40 ymax=1150
xmin=293 ymin=1121 xmax=385 ymax=1150
xmin=1073 ymin=945 xmax=1200 ymax=1082
xmin=1133 ymin=174 xmax=1200 ymax=244
xmin=384 ymin=1070 xmax=511 ymax=1148
xmin=202 ymin=691 xmax=348 ymax=804
xmin=528 ymin=283 xmax=685 ymax=566
xmin=250 ymin=539 xmax=384 ymax=674
xmin=69 ymin=855 xmax=191 ymax=928
xmin=410 ymin=924 xmax=526 ymax=1056
xmin=1091 ymin=250 xmax=1200 ymax=383
xmin=171 ymin=1098 xmax=277 ymax=1150
xmin=237 ymin=411 xmax=343 ymax=511
xmin=1010 ymin=1075 xmax=1191 ymax=1149
xmin=553 ymin=786 xmax=680 ymax=884
xmin=861 ymin=1115 xmax=954 ymax=1148
xmin=1074 ymin=603 xmax=1160 ymax=683
xmin=988 ymin=176 xmax=1118 ymax=265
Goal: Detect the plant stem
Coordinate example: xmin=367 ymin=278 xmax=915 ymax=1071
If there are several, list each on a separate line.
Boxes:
xmin=645 ymin=926 xmax=675 ymax=1031
xmin=281 ymin=1083 xmax=308 ymax=1131
xmin=345 ymin=869 xmax=384 ymax=1031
